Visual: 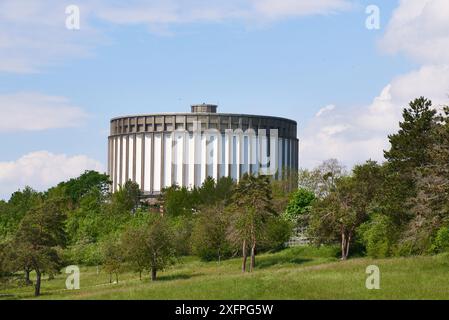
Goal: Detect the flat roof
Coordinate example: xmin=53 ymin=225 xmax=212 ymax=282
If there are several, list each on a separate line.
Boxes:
xmin=111 ymin=112 xmax=297 ymax=125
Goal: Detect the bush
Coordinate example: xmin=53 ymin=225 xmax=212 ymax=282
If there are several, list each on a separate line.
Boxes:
xmin=191 ymin=205 xmax=232 ymax=261
xmin=283 ymin=188 xmax=315 ymax=223
xmin=431 ymin=226 xmax=449 ymax=253
xmin=63 ymin=239 xmax=102 ymax=266
xmin=171 ymin=215 xmax=195 ymax=256
xmin=357 ymin=214 xmax=397 ymax=258
xmin=260 ymin=217 xmax=293 ymax=252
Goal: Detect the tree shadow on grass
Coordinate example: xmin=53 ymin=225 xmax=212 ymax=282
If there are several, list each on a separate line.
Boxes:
xmin=256 ymin=257 xmax=312 ymax=269
xmin=156 ymin=273 xmax=204 ymax=282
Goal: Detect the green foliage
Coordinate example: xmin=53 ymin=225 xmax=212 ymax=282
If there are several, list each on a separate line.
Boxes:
xmin=101 ymin=238 xmax=124 ymax=283
xmin=143 ymin=216 xmax=177 ymax=281
xmin=170 ymin=215 xmax=194 ymax=256
xmin=357 ymin=214 xmax=397 ymax=258
xmin=9 ymin=199 xmax=67 ymax=295
xmin=283 ymin=188 xmax=315 ymax=223
xmin=384 ymin=97 xmax=437 ymax=173
xmin=431 ymin=227 xmax=449 ymax=253
xmin=121 ymin=226 xmax=149 ymax=279
xmin=308 ymin=161 xmax=383 ymax=259
xmin=228 ymin=174 xmax=275 ymax=271
xmin=51 ymin=170 xmax=111 ymax=206
xmin=161 ymin=185 xmax=197 ymax=217
xmin=0 ymin=187 xmax=41 ymax=239
xmin=160 ymin=177 xmax=235 ymax=217
xmin=261 ymin=217 xmax=293 ymax=251
xmin=191 ymin=204 xmax=232 ymax=261
xmin=63 ymin=240 xmax=102 ymax=266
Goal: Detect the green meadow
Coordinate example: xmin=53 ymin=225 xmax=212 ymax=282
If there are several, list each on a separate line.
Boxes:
xmin=2 ymin=246 xmax=449 ymax=300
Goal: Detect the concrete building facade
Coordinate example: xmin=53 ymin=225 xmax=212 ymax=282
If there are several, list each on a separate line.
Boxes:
xmin=108 ymin=104 xmax=298 ymax=195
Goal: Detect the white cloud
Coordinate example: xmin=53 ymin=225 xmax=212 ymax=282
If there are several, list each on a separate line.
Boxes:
xmin=0 ymin=0 xmax=102 ymax=73
xmin=300 ymin=65 xmax=449 ymax=169
xmin=300 ymin=0 xmax=449 ymax=169
xmin=0 ymin=151 xmax=104 ymax=200
xmin=0 ymin=0 xmax=352 ymax=73
xmin=316 ymin=104 xmax=335 ymax=117
xmin=0 ymin=92 xmax=88 ymax=132
xmin=380 ymin=0 xmax=449 ymax=64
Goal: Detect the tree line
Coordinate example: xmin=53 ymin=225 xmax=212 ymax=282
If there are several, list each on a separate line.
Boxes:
xmin=0 ymin=170 xmax=295 ymax=296
xmin=295 ymin=97 xmax=449 ymax=259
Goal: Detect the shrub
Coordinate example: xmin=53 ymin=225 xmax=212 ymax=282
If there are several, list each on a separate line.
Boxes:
xmin=191 ymin=205 xmax=232 ymax=261
xmin=260 ymin=217 xmax=293 ymax=252
xmin=283 ymin=188 xmax=315 ymax=223
xmin=431 ymin=226 xmax=449 ymax=253
xmin=357 ymin=214 xmax=397 ymax=258
xmin=64 ymin=239 xmax=102 ymax=266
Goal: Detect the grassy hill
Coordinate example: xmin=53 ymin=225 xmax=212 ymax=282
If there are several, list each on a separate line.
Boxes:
xmin=2 ymin=246 xmax=449 ymax=300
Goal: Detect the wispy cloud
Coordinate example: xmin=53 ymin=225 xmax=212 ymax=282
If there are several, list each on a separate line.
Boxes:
xmin=0 ymin=0 xmax=353 ymax=74
xmin=0 ymin=0 xmax=102 ymax=73
xmin=0 ymin=92 xmax=88 ymax=132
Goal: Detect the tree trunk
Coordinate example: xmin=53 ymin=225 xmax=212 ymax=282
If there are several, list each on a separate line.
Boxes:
xmin=242 ymin=239 xmax=247 ymax=273
xmin=341 ymin=232 xmax=347 ymax=260
xmin=151 ymin=268 xmax=157 ymax=281
xmin=345 ymin=233 xmax=352 ymax=259
xmin=109 ymin=273 xmax=112 ymax=284
xmin=139 ymin=271 xmax=142 ymax=281
xmin=25 ymin=269 xmax=32 ymax=286
xmin=250 ymin=242 xmax=256 ymax=272
xmin=115 ymin=273 xmax=118 ymax=283
xmin=341 ymin=232 xmax=351 ymax=260
xmin=34 ymin=270 xmax=41 ymax=297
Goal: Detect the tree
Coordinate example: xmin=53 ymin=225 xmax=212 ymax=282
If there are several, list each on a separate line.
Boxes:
xmin=192 ymin=204 xmax=231 ymax=262
xmin=215 ymin=176 xmax=235 ymax=205
xmin=66 ymin=187 xmax=104 ymax=244
xmin=402 ymin=105 xmax=449 ymax=253
xmin=11 ymin=199 xmax=66 ymax=296
xmin=308 ymin=161 xmax=383 ymax=260
xmin=228 ymin=174 xmax=275 ymax=272
xmin=102 ymin=238 xmax=124 ymax=283
xmin=283 ymin=188 xmax=316 ymax=223
xmin=382 ymin=97 xmax=437 ymax=223
xmin=271 ymin=170 xmax=298 ymax=215
xmin=121 ymin=227 xmax=149 ymax=280
xmin=120 ymin=216 xmax=176 ymax=281
xmin=122 ymin=180 xmax=142 ymax=212
xmin=50 ymin=171 xmax=111 ymax=208
xmin=317 ymin=159 xmax=346 ymax=196
xmin=384 ymin=97 xmax=437 ymax=173
xmin=0 ymin=187 xmax=41 ymax=239
xmin=160 ymin=185 xmax=197 ymax=217
xmin=198 ymin=177 xmax=217 ymax=205
xmin=298 ymin=159 xmax=346 ymax=198
xmin=145 ymin=216 xmax=176 ymax=281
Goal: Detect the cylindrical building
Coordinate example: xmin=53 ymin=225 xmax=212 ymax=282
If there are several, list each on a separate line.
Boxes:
xmin=108 ymin=104 xmax=298 ymax=196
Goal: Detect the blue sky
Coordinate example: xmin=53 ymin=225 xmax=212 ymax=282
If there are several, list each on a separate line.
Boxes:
xmin=1 ymin=0 xmax=449 ymax=199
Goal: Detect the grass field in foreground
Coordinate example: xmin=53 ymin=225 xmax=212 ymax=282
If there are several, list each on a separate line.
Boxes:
xmin=1 ymin=246 xmax=449 ymax=300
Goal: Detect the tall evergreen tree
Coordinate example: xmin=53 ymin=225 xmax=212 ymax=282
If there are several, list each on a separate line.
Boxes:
xmin=382 ymin=97 xmax=438 ymax=226
xmin=384 ymin=97 xmax=437 ymax=174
